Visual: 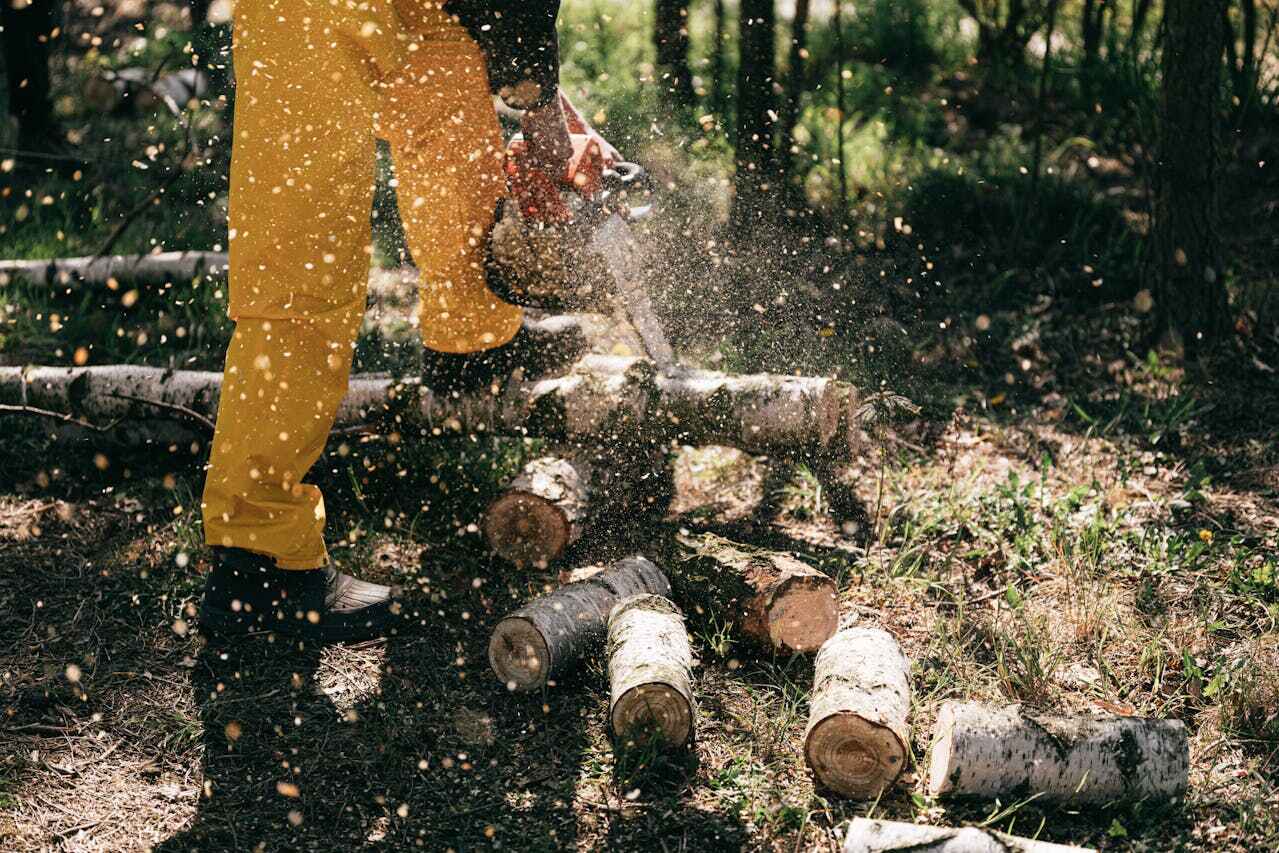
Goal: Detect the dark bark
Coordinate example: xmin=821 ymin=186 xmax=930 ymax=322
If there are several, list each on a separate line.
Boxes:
xmin=956 ymin=0 xmax=1039 ymax=72
xmin=711 ymin=0 xmax=728 ymax=120
xmin=1128 ymin=0 xmax=1155 ymax=55
xmin=731 ymin=0 xmax=777 ymax=233
xmin=1082 ymin=0 xmax=1111 ymax=68
xmin=1152 ymin=0 xmax=1231 ymax=355
xmin=1 ymin=0 xmax=57 ymax=150
xmin=777 ymin=0 xmax=812 ymax=186
xmin=655 ymin=0 xmax=695 ymax=107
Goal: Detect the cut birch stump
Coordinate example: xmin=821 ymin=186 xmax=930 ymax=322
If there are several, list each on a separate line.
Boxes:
xmin=927 ymin=701 xmax=1189 ymax=805
xmin=843 ymin=818 xmax=1094 ymax=853
xmin=2 ymin=357 xmax=856 ymax=455
xmin=674 ymin=533 xmax=838 ymax=654
xmin=488 ymin=555 xmax=671 ymax=691
xmin=0 ymin=252 xmax=228 ymax=291
xmin=606 ymin=594 xmax=695 ymax=747
xmin=805 ymin=627 xmax=912 ymax=799
xmin=484 ymin=454 xmax=594 ymax=569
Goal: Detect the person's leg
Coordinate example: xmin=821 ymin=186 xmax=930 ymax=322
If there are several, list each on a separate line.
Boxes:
xmin=379 ymin=5 xmax=524 ymax=356
xmin=201 ymin=0 xmax=383 ymax=569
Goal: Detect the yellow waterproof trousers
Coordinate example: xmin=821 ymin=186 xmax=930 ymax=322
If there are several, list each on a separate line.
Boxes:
xmin=202 ymin=0 xmax=523 ymax=568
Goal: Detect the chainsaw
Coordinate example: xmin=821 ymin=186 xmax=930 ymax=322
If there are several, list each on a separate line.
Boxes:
xmin=490 ymin=93 xmax=677 ymax=371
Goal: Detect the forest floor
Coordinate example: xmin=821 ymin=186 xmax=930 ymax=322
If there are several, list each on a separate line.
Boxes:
xmin=1 ymin=283 xmax=1277 ymax=852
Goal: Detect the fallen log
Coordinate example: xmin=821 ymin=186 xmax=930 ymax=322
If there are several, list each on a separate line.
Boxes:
xmin=673 ymin=533 xmax=838 ymax=654
xmin=805 ymin=627 xmax=912 ymax=799
xmin=0 ymin=251 xmax=228 ymax=291
xmin=927 ymin=701 xmax=1189 ymax=805
xmin=843 ymin=818 xmax=1093 ymax=853
xmin=607 ymin=593 xmax=695 ymax=747
xmin=2 ymin=356 xmax=853 ymax=455
xmin=488 ymin=555 xmax=671 ymax=691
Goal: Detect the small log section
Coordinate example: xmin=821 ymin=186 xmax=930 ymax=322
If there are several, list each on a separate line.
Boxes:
xmin=674 ymin=533 xmax=838 ymax=654
xmin=606 ymin=593 xmax=695 ymax=748
xmin=1 ymin=358 xmax=854 ymax=455
xmin=805 ymin=627 xmax=912 ymax=799
xmin=484 ymin=454 xmax=592 ymax=569
xmin=488 ymin=555 xmax=671 ymax=691
xmin=843 ymin=818 xmax=1094 ymax=853
xmin=927 ymin=701 xmax=1189 ymax=805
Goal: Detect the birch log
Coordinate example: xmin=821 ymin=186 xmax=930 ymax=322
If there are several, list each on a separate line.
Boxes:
xmin=0 ymin=252 xmax=228 ymax=291
xmin=484 ymin=454 xmax=594 ymax=569
xmin=2 ymin=358 xmax=855 ymax=454
xmin=927 ymin=702 xmax=1189 ymax=805
xmin=805 ymin=628 xmax=912 ymax=799
xmin=843 ymin=818 xmax=1093 ymax=853
xmin=488 ymin=556 xmax=671 ymax=691
xmin=674 ymin=533 xmax=838 ymax=653
xmin=606 ymin=594 xmax=695 ymax=747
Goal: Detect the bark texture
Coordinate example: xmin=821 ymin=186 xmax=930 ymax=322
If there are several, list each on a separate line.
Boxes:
xmin=927 ymin=702 xmax=1189 ymax=805
xmin=607 ymin=594 xmax=695 ymax=747
xmin=843 ymin=818 xmax=1093 ymax=853
xmin=2 ymin=357 xmax=854 ymax=454
xmin=732 ymin=0 xmax=778 ymax=233
xmin=1152 ymin=0 xmax=1230 ymax=353
xmin=488 ymin=556 xmax=671 ymax=691
xmin=0 ymin=252 xmax=228 ymax=292
xmin=1 ymin=0 xmax=57 ymax=146
xmin=674 ymin=533 xmax=837 ymax=653
xmin=805 ymin=628 xmax=912 ymax=799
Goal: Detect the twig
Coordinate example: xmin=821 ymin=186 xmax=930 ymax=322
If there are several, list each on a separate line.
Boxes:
xmin=106 ymin=391 xmax=216 ymax=433
xmin=0 ymin=403 xmax=116 ymax=432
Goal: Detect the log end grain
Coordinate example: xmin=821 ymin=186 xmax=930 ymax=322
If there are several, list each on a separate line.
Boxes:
xmin=925 ymin=702 xmax=961 ymax=797
xmin=764 ymin=570 xmax=839 ymax=653
xmin=483 ymin=492 xmax=572 ymax=568
xmin=805 ymin=712 xmax=908 ymax=799
xmin=488 ymin=616 xmax=551 ymax=692
xmin=610 ymin=682 xmax=694 ymax=748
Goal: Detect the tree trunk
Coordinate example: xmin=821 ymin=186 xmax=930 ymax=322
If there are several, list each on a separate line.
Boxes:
xmin=927 ymin=702 xmax=1190 ymax=805
xmin=1 ymin=356 xmax=855 ymax=453
xmin=1 ymin=0 xmax=57 ymax=151
xmin=1128 ymin=0 xmax=1154 ymax=56
xmin=804 ymin=628 xmax=912 ymax=799
xmin=488 ymin=556 xmax=671 ymax=691
xmin=1151 ymin=0 xmax=1231 ymax=355
xmin=607 ymin=593 xmax=695 ymax=747
xmin=673 ymin=532 xmax=838 ymax=654
xmin=843 ymin=818 xmax=1093 ymax=853
xmin=711 ymin=0 xmax=728 ymax=120
xmin=777 ymin=0 xmax=812 ymax=185
xmin=0 ymin=252 xmax=229 ymax=293
xmin=731 ymin=0 xmax=778 ymax=233
xmin=655 ymin=0 xmax=695 ymax=107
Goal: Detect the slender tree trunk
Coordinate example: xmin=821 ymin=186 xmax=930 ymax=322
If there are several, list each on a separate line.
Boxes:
xmin=655 ymin=0 xmax=695 ymax=107
xmin=1128 ymin=0 xmax=1155 ymax=55
xmin=1 ymin=0 xmax=58 ymax=151
xmin=777 ymin=0 xmax=812 ymax=185
xmin=833 ymin=0 xmax=848 ymax=210
xmin=731 ymin=0 xmax=778 ymax=233
xmin=711 ymin=0 xmax=728 ymax=120
xmin=1151 ymin=0 xmax=1231 ymax=355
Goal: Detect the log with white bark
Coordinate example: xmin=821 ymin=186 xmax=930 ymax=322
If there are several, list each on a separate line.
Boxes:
xmin=484 ymin=454 xmax=594 ymax=569
xmin=0 ymin=252 xmax=228 ymax=291
xmin=606 ymin=593 xmax=695 ymax=748
xmin=842 ymin=818 xmax=1094 ymax=853
xmin=805 ymin=627 xmax=912 ymax=799
xmin=674 ymin=533 xmax=838 ymax=654
xmin=2 ymin=357 xmax=854 ymax=454
xmin=488 ymin=555 xmax=671 ymax=691
xmin=927 ymin=701 xmax=1189 ymax=805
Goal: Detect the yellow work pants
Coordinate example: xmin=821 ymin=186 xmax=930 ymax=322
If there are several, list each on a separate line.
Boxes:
xmin=202 ymin=0 xmax=522 ymax=568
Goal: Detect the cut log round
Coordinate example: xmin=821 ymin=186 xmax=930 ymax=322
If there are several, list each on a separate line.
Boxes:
xmin=842 ymin=818 xmax=1093 ymax=853
xmin=488 ymin=555 xmax=671 ymax=691
xmin=927 ymin=701 xmax=1189 ymax=805
xmin=674 ymin=533 xmax=838 ymax=654
xmin=607 ymin=593 xmax=695 ymax=748
xmin=483 ymin=455 xmax=593 ymax=569
xmin=805 ymin=627 xmax=912 ymax=799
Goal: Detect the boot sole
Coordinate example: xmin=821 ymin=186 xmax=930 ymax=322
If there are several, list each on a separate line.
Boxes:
xmin=199 ymin=604 xmax=394 ymax=644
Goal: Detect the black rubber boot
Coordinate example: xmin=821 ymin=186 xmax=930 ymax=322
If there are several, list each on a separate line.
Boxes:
xmin=421 ymin=316 xmax=584 ymax=398
xmin=200 ymin=547 xmax=400 ymax=642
